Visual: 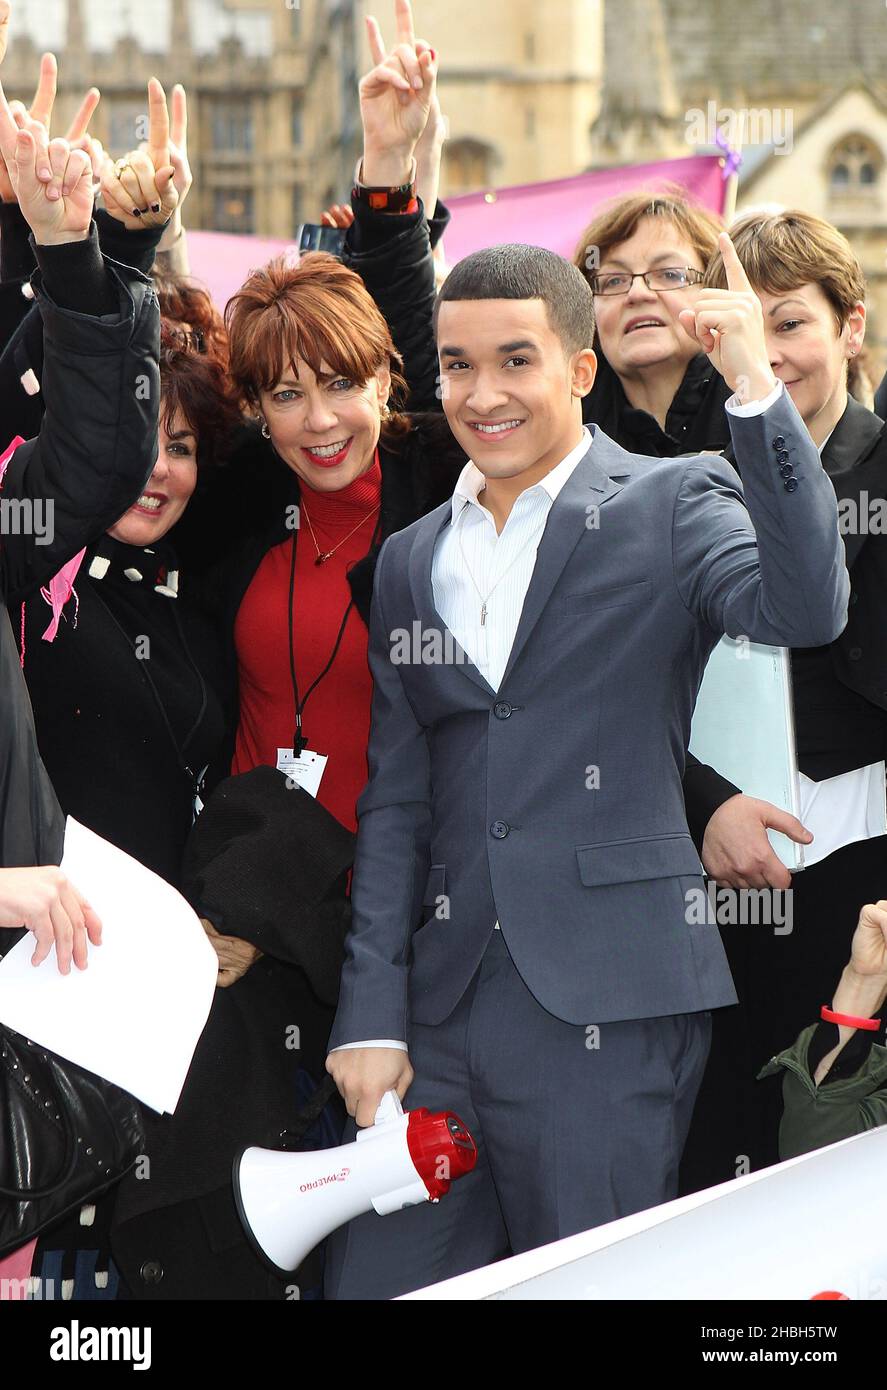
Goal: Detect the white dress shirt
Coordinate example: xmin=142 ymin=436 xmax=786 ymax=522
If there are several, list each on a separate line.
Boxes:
xmin=333 ymin=391 xmax=785 ymax=1054
xmin=332 ymin=427 xmax=593 ymax=1055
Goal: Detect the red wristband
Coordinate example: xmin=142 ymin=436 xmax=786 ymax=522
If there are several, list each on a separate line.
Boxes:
xmin=821 ymin=1004 xmax=881 ymax=1032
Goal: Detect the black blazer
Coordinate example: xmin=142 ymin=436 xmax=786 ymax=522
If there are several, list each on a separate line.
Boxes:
xmin=582 ymin=350 xmax=734 ymax=456
xmin=727 ymin=396 xmax=887 ymax=780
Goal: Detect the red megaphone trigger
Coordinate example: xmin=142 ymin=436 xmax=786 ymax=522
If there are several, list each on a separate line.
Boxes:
xmin=406 ymin=1109 xmax=477 ymax=1200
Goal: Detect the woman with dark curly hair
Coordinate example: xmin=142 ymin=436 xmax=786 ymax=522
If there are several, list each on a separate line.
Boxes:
xmin=154 ymin=273 xmax=232 ymax=380
xmin=14 ymin=331 xmax=242 ymax=888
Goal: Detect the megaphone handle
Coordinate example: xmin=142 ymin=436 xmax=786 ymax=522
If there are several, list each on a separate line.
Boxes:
xmin=373 ymin=1089 xmax=405 ymax=1126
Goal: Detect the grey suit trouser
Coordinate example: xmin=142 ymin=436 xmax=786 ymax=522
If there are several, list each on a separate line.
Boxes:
xmin=324 ymin=926 xmax=711 ymax=1300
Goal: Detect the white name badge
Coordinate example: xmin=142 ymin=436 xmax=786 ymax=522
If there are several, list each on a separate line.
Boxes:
xmin=276 ymin=747 xmax=328 ymax=799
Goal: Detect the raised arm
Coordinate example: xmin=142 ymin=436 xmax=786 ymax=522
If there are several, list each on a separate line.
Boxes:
xmin=0 ymin=74 xmax=173 ymax=599
xmin=674 ymin=233 xmax=848 ymax=646
xmin=0 ymin=76 xmax=175 ymax=448
xmin=0 ymin=49 xmax=100 ymax=349
xmin=341 ymin=0 xmax=441 ymax=411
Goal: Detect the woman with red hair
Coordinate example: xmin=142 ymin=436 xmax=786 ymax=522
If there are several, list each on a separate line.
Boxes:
xmin=195 ymin=7 xmax=463 ymax=837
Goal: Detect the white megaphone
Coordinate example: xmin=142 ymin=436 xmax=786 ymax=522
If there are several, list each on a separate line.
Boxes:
xmin=233 ymin=1089 xmax=477 ymax=1274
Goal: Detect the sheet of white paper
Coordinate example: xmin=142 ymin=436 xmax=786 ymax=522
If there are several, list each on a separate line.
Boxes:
xmin=798 ymin=762 xmax=887 ymax=867
xmin=0 ymin=818 xmax=218 ymax=1113
xmin=689 ymin=638 xmax=804 ymax=870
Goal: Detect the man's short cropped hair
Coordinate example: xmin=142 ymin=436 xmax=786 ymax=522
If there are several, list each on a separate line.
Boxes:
xmin=432 ymin=242 xmax=596 ymax=357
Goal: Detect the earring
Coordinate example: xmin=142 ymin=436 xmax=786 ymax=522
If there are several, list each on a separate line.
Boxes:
xmin=381 ymin=404 xmax=391 ymax=420
xmin=261 ymin=421 xmax=271 ymax=438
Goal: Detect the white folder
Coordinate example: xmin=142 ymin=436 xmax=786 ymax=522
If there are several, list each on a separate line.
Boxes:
xmin=689 ymin=637 xmax=804 ymax=871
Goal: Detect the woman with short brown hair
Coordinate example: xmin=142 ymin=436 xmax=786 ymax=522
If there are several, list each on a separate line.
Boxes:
xmin=574 ymin=186 xmax=729 ymax=455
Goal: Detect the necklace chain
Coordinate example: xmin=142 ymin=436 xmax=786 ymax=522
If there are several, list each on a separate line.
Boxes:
xmin=456 ymin=501 xmax=539 ymax=625
xmin=300 ymin=498 xmax=380 ymax=565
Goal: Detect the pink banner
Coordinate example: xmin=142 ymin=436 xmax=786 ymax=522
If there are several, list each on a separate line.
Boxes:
xmin=185 ymin=156 xmax=727 ymax=308
xmin=439 ymin=155 xmax=728 ymax=265
xmin=186 ymin=230 xmax=292 ymax=311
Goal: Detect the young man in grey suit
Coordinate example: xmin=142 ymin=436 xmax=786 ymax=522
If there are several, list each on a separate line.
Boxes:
xmin=324 ymin=232 xmax=849 ymax=1299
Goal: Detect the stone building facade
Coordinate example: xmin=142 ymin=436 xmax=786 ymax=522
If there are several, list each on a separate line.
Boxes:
xmin=592 ymin=0 xmax=887 ymax=371
xmin=4 ymin=0 xmax=602 ymax=229
xmin=4 ymin=0 xmax=886 ymax=368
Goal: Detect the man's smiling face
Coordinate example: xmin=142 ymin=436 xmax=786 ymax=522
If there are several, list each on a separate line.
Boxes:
xmin=437 ymin=297 xmax=595 ymax=484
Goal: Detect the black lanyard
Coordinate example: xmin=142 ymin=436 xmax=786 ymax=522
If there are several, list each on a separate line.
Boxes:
xmin=287 ymin=525 xmax=355 ymax=756
xmin=91 ymin=584 xmax=209 ymax=799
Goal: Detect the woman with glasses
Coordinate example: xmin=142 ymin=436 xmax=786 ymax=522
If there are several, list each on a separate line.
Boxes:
xmin=574 ymin=188 xmax=731 ymax=457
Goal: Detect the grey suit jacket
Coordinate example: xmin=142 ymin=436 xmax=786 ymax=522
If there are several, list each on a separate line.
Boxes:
xmin=329 ymin=391 xmax=849 ymax=1046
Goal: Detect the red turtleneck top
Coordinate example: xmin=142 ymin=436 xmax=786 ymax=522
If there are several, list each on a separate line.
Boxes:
xmin=232 ymin=456 xmax=383 ymax=832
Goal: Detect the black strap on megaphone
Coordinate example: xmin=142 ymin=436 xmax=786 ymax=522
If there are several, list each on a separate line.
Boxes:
xmin=278 ymin=1074 xmax=339 ymax=1150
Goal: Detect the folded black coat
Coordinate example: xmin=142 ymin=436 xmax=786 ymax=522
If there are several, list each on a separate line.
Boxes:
xmin=110 ymin=766 xmax=354 ymax=1299
xmin=182 ymin=764 xmax=355 ymax=1002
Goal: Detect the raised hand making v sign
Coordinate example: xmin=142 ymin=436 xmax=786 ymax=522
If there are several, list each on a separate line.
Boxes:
xmin=359 ymin=0 xmax=438 ymax=189
xmin=0 ymin=52 xmax=100 ymax=207
xmin=99 ymin=77 xmax=178 ymax=231
xmin=679 ymin=231 xmax=779 ymax=405
xmin=152 ymin=82 xmax=191 ymax=260
xmin=0 ymin=72 xmax=93 ymax=245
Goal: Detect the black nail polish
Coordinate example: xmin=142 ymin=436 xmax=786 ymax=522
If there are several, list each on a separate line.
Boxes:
xmin=131 ymin=207 xmax=141 ymax=217
xmin=151 ymin=202 xmax=160 ymax=212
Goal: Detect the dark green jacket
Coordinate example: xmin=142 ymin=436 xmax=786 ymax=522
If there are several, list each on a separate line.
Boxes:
xmin=759 ymin=1024 xmax=887 ymax=1160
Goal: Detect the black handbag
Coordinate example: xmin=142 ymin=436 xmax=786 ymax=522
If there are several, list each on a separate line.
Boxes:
xmin=0 ymin=1021 xmax=146 ymax=1258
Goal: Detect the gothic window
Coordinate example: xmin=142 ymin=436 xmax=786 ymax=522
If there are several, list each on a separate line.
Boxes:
xmin=827 ymin=135 xmax=882 ymax=195
xmin=210 ymin=100 xmax=254 ymax=153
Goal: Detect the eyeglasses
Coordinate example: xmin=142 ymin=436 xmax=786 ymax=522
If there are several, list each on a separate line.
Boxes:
xmin=589 ymin=267 xmax=706 ymax=296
